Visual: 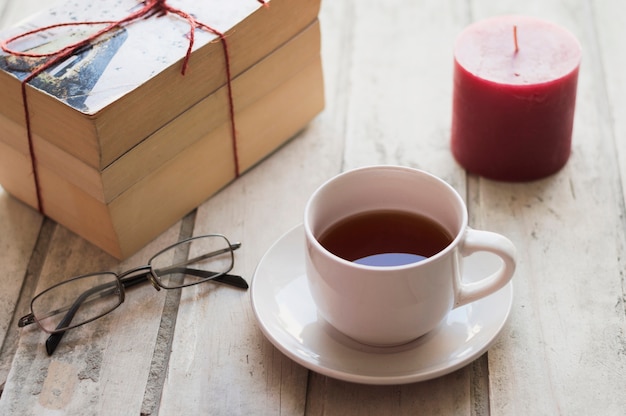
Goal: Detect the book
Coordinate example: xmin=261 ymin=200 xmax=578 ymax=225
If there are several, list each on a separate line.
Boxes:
xmin=0 ymin=0 xmax=321 ymax=169
xmin=0 ymin=0 xmax=325 ymax=258
xmin=0 ymin=20 xmax=321 ymax=204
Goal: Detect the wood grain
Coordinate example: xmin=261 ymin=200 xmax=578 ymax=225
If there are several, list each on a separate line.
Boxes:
xmin=1 ymin=0 xmax=625 ymax=414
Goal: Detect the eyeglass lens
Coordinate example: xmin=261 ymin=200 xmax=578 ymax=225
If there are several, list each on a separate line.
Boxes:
xmin=31 ymin=272 xmax=123 ymax=333
xmin=150 ymin=235 xmax=235 ymax=289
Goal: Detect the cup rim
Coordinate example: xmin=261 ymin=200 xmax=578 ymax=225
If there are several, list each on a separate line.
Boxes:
xmin=304 ymin=165 xmax=468 ymax=270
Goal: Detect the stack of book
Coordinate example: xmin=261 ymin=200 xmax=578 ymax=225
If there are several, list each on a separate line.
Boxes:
xmin=0 ymin=0 xmax=324 ymax=258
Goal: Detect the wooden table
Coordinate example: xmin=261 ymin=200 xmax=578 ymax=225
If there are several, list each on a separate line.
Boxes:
xmin=1 ymin=0 xmax=625 ymax=414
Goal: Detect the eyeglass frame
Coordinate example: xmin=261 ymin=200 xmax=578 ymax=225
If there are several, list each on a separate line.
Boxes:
xmin=18 ymin=234 xmax=247 ymax=355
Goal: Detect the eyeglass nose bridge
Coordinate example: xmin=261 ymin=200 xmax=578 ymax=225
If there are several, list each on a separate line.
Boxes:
xmin=146 ymin=274 xmax=162 ymax=291
xmin=118 ymin=265 xmax=162 ymax=291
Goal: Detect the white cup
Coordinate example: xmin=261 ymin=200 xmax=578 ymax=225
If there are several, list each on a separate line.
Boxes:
xmin=304 ymin=165 xmax=516 ymax=346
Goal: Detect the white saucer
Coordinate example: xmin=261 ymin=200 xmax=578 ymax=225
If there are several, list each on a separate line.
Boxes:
xmin=250 ymin=225 xmax=513 ymax=385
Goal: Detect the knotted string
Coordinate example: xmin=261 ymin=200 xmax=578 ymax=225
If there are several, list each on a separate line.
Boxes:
xmin=1 ymin=0 xmax=267 ymax=213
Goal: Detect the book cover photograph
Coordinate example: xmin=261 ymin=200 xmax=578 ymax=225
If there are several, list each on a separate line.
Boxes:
xmin=0 ymin=0 xmax=261 ymax=114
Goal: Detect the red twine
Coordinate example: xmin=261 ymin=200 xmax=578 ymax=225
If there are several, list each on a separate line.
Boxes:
xmin=1 ymin=0 xmax=267 ymax=214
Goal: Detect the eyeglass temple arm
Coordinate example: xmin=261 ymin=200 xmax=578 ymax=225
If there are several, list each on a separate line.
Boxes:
xmin=146 ymin=268 xmax=249 ymax=289
xmin=45 ymin=281 xmax=116 ymax=355
xmin=160 ymin=242 xmax=241 ymax=274
xmin=45 ymin=267 xmax=247 ymax=355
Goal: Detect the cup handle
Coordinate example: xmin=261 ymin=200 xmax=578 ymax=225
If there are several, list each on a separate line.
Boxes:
xmin=454 ymin=227 xmax=517 ymax=308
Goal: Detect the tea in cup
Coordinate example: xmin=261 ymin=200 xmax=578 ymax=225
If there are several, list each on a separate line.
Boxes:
xmin=304 ymin=165 xmax=516 ymax=346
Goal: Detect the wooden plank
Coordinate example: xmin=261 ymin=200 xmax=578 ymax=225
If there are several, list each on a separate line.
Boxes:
xmin=309 ymin=0 xmax=473 ymax=413
xmin=596 ymin=2 xmax=626 ymax=192
xmin=0 ymin=0 xmax=45 ymax=395
xmin=306 ymin=372 xmax=469 ymax=415
xmin=157 ymin=0 xmax=351 ymax=414
xmin=154 ymin=50 xmax=328 ymax=416
xmin=0 ymin=194 xmax=42 ymax=386
xmin=339 ymin=0 xmax=469 ymax=194
xmin=0 ymin=222 xmax=186 ymax=414
xmin=466 ymin=0 xmax=626 ymax=414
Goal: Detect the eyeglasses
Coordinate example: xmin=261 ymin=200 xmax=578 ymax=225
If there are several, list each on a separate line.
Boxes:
xmin=18 ymin=234 xmax=246 ymax=356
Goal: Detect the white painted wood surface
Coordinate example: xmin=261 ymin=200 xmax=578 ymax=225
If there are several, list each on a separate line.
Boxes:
xmin=1 ymin=0 xmax=625 ymax=415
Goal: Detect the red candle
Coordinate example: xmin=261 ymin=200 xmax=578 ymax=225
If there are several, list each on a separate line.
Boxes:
xmin=451 ymin=15 xmax=581 ymax=181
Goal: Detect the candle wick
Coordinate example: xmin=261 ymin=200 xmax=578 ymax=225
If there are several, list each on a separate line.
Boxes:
xmin=513 ymin=25 xmax=519 ymax=53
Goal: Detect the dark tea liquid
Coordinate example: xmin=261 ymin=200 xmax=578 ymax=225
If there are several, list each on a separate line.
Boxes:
xmin=318 ymin=210 xmax=453 ymax=266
